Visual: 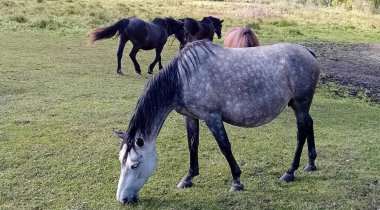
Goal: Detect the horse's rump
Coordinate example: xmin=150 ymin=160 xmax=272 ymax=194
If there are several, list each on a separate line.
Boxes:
xmin=224 ymin=26 xmax=259 ymax=48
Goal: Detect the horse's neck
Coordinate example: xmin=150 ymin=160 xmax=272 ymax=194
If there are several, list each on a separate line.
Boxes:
xmin=166 ymin=26 xmax=173 ymax=36
xmin=143 ymin=106 xmax=173 ymax=140
xmin=131 ymin=69 xmax=180 ymax=138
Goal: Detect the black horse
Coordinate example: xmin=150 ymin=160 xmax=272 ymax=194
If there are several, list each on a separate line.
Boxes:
xmin=178 ymin=16 xmax=223 ymax=49
xmin=89 ymin=17 xmax=185 ymax=75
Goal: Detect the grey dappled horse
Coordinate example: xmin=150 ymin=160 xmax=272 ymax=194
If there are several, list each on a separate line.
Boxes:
xmin=114 ymin=40 xmax=320 ymax=204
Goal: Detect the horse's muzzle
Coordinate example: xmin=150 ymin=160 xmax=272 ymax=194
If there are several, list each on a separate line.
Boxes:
xmin=121 ymin=196 xmax=138 ymax=204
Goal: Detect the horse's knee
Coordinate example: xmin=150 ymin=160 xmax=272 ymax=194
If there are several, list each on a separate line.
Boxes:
xmin=297 ymin=114 xmax=313 ymax=130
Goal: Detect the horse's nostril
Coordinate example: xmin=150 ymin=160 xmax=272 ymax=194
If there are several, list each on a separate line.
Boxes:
xmin=121 ymin=196 xmax=138 ymax=204
xmin=132 ymin=196 xmax=138 ymax=203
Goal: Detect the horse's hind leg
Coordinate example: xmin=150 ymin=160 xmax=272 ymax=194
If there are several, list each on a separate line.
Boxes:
xmin=129 ymin=45 xmax=141 ymax=74
xmin=204 ymin=113 xmax=244 ymax=192
xmin=148 ymin=46 xmax=163 ymax=74
xmin=280 ymin=99 xmax=316 ymax=182
xmin=116 ymin=33 xmax=128 ymax=75
xmin=178 ymin=118 xmax=199 ymax=189
xmin=304 ymin=115 xmax=317 ymax=172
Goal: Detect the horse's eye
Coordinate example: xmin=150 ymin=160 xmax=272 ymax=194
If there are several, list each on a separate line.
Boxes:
xmin=131 ymin=164 xmax=139 ymax=169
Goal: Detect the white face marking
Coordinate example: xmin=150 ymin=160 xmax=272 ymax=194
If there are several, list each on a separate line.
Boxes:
xmin=116 ymin=141 xmax=158 ymax=204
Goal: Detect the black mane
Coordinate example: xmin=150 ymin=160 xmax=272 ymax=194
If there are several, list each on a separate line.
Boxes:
xmin=123 ymin=40 xmax=215 ymax=147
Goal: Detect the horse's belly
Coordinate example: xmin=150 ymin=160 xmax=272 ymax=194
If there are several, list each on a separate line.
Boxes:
xmin=221 ymin=97 xmax=289 ymax=127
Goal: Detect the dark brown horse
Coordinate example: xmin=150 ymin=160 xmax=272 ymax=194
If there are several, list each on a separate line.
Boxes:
xmin=89 ymin=17 xmax=185 ymax=75
xmin=178 ymin=16 xmax=224 ymax=49
xmin=223 ymin=26 xmax=259 ymax=48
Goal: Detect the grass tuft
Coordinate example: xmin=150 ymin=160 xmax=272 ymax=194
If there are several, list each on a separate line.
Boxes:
xmin=247 ymin=21 xmax=261 ymax=30
xmin=1 ymin=0 xmax=16 ymax=7
xmin=9 ymin=15 xmax=28 ymax=23
xmin=270 ymin=19 xmax=298 ymax=27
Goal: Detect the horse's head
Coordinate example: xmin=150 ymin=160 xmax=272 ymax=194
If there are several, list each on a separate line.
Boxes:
xmin=208 ymin=16 xmax=224 ymax=39
xmin=114 ymin=130 xmax=158 ymax=204
xmin=165 ymin=17 xmax=186 ymax=46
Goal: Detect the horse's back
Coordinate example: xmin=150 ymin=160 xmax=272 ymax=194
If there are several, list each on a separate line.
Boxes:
xmin=126 ymin=17 xmax=166 ymax=49
xmin=178 ymin=42 xmax=319 ymax=127
xmin=224 ymin=27 xmax=259 ymax=48
xmin=219 ymin=43 xmax=319 ymax=97
xmin=183 ymin=18 xmax=199 ymax=36
xmin=125 ymin=17 xmax=149 ymax=42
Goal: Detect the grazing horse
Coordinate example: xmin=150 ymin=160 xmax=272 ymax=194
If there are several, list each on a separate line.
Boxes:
xmin=113 ymin=41 xmax=320 ymax=204
xmin=178 ymin=16 xmax=224 ymax=48
xmin=224 ymin=26 xmax=260 ymax=48
xmin=89 ymin=17 xmax=185 ymax=75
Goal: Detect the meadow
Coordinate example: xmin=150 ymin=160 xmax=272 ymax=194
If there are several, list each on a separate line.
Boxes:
xmin=0 ymin=0 xmax=379 ymax=209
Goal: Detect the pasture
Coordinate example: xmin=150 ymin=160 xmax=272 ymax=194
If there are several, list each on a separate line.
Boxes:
xmin=1 ymin=0 xmax=380 ymax=209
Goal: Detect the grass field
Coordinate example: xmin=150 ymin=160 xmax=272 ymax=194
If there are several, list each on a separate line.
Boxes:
xmin=1 ymin=0 xmax=380 ymax=209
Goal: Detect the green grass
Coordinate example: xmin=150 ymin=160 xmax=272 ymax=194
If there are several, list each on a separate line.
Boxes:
xmin=0 ymin=29 xmax=379 ymax=209
xmin=0 ymin=0 xmax=379 ymax=43
xmin=1 ymin=0 xmax=380 ymax=209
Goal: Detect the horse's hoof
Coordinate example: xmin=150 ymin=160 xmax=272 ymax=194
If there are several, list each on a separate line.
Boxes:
xmin=280 ymin=173 xmax=295 ymax=183
xmin=304 ymin=164 xmax=317 ymax=172
xmin=229 ymin=182 xmax=244 ymax=192
xmin=147 ymin=71 xmax=153 ymax=75
xmin=177 ymin=180 xmax=193 ymax=189
xmin=117 ymin=70 xmax=123 ymax=75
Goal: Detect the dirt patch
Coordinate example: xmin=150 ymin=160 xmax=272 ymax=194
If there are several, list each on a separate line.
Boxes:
xmin=303 ymin=43 xmax=380 ymax=103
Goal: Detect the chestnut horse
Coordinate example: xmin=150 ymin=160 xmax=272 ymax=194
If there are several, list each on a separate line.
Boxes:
xmin=224 ymin=26 xmax=259 ymax=48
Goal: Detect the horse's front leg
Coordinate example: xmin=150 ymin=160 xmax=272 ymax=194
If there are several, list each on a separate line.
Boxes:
xmin=177 ymin=118 xmax=199 ymax=189
xmin=129 ymin=45 xmax=141 ymax=75
xmin=148 ymin=46 xmax=163 ymax=74
xmin=204 ymin=113 xmax=244 ymax=192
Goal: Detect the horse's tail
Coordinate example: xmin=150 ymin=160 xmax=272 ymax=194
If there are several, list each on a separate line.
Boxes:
xmin=89 ymin=19 xmax=128 ymax=43
xmin=243 ymin=27 xmax=259 ymax=47
xmin=244 ymin=33 xmax=255 ymax=47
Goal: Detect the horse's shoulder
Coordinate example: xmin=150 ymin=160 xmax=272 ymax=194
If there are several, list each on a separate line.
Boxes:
xmin=184 ymin=19 xmax=200 ymax=35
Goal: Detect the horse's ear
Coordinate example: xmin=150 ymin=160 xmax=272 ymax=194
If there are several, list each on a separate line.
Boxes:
xmin=220 ymin=19 xmax=224 ymax=23
xmin=113 ymin=129 xmax=126 ymax=140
